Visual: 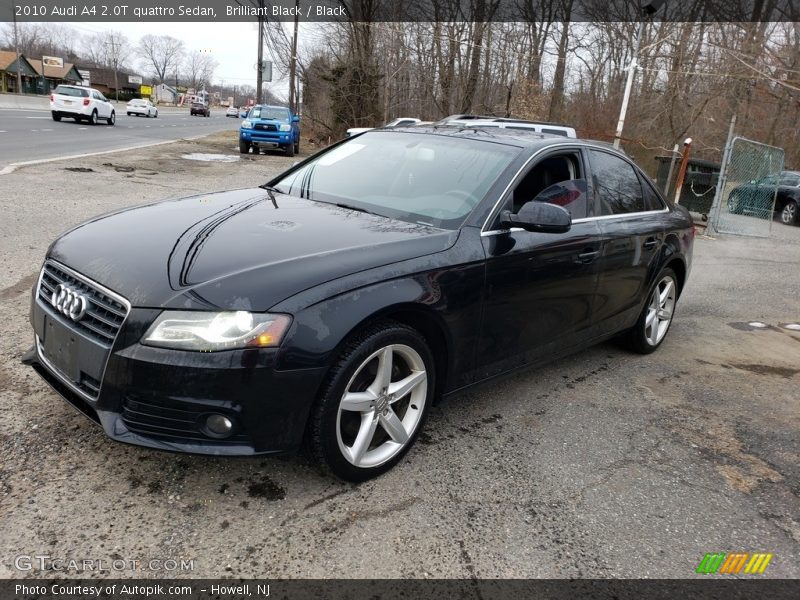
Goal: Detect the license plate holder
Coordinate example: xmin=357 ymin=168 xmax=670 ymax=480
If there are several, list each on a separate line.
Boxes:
xmin=41 ymin=315 xmax=80 ymax=382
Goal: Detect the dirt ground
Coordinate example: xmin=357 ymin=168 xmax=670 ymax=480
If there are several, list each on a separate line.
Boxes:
xmin=0 ymin=134 xmax=798 ymax=579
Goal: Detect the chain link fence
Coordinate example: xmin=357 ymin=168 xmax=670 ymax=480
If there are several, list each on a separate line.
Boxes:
xmin=710 ymin=137 xmax=784 ymax=237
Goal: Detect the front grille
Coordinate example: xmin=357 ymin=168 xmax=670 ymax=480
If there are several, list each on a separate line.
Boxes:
xmin=38 ymin=262 xmax=128 ymax=346
xmin=122 ymin=395 xmax=247 ymax=443
xmin=254 ymin=123 xmax=277 ymax=132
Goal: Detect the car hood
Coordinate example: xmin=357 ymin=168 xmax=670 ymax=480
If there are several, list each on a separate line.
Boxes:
xmin=48 ymin=188 xmax=457 ymax=311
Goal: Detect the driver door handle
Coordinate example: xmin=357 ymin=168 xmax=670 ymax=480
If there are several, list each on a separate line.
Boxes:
xmin=577 ymin=249 xmax=599 ymax=263
xmin=643 ymin=237 xmax=658 ymax=249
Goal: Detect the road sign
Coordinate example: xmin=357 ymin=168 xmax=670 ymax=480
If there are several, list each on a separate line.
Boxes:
xmin=140 ymin=85 xmax=153 ymax=97
xmin=42 ymin=56 xmax=63 ymax=68
xmin=78 ymin=70 xmax=90 ymax=86
xmin=128 ymin=75 xmax=143 ymax=85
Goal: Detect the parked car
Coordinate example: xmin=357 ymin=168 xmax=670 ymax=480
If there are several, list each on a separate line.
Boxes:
xmin=347 ymin=117 xmax=421 ymax=137
xmin=190 ymin=102 xmax=210 ymax=117
xmin=226 ymin=106 xmax=240 ymax=118
xmin=239 ymin=104 xmax=300 ymax=156
xmin=126 ymin=98 xmax=158 ymax=118
xmin=436 ymin=114 xmax=577 ymax=138
xmin=50 ymin=85 xmax=115 ymax=125
xmin=728 ymin=170 xmax=800 ymax=225
xmin=24 ymin=128 xmax=693 ymax=481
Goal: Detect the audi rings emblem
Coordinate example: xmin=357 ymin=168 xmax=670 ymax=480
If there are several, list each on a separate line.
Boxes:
xmin=51 ymin=284 xmax=88 ymax=322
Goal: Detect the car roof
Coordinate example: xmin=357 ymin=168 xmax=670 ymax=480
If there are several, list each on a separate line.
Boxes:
xmin=366 ymin=126 xmax=628 ymax=155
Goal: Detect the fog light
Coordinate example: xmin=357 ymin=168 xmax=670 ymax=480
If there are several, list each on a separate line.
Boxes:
xmin=206 ymin=414 xmax=233 ymax=437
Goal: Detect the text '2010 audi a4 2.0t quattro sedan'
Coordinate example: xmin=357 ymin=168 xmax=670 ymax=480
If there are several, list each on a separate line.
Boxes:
xmin=24 ymin=128 xmax=693 ymax=481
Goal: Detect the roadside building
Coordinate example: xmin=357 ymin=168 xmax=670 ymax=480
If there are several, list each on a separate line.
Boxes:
xmin=154 ymin=83 xmax=178 ymax=104
xmin=0 ymin=51 xmax=38 ymax=94
xmin=29 ymin=57 xmax=82 ymax=94
xmin=74 ymin=66 xmax=146 ymax=100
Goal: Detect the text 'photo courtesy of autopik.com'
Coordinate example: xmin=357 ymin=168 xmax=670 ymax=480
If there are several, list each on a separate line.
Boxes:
xmin=1 ymin=0 xmax=799 ymax=598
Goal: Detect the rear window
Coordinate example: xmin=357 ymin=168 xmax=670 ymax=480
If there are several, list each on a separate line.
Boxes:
xmin=542 ymin=128 xmax=569 ymax=137
xmin=54 ymin=86 xmax=88 ymax=98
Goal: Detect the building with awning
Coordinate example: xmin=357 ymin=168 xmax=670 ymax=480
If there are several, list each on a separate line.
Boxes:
xmin=29 ymin=57 xmax=83 ymax=94
xmin=0 ymin=51 xmax=38 ymax=94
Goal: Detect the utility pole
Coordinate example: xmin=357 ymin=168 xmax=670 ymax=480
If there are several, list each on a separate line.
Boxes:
xmin=104 ymin=37 xmax=121 ymax=103
xmin=612 ymin=0 xmax=665 ymax=149
xmin=255 ymin=0 xmax=265 ymax=104
xmin=12 ymin=9 xmax=22 ymax=94
xmin=288 ymin=0 xmax=299 ymax=112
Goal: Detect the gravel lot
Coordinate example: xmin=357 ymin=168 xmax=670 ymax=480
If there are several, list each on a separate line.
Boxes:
xmin=0 ymin=133 xmax=798 ymax=579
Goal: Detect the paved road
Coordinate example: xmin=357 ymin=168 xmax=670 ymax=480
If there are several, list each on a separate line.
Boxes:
xmin=0 ymin=107 xmax=240 ymax=169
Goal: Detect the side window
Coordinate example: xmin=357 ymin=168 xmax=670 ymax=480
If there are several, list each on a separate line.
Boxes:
xmin=511 ymin=153 xmax=587 ymax=219
xmin=588 ymin=150 xmax=645 ymax=215
xmin=639 ymin=174 xmax=666 ymax=211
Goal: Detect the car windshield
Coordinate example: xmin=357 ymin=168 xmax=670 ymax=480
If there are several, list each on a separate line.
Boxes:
xmin=54 ymin=86 xmax=88 ymax=98
xmin=272 ymin=131 xmax=519 ymax=229
xmin=250 ymin=107 xmax=290 ymax=121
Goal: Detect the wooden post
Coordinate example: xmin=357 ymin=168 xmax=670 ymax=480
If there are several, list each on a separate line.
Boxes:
xmin=673 ymin=138 xmax=693 ymax=205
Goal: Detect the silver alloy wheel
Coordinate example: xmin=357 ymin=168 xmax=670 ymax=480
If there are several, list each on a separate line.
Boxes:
xmin=782 ymin=202 xmax=797 ymax=224
xmin=336 ymin=344 xmax=428 ymax=469
xmin=645 ymin=275 xmax=677 ymax=346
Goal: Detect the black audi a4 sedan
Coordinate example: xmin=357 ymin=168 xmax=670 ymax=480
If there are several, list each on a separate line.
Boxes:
xmin=25 ymin=127 xmax=693 ymax=481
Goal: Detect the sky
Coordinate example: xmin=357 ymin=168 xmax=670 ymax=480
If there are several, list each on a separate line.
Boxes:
xmin=67 ymin=21 xmax=293 ymax=97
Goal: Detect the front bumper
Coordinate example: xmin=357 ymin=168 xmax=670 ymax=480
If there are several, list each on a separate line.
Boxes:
xmin=240 ymin=129 xmax=292 ymax=146
xmin=26 ymin=284 xmax=327 ymax=456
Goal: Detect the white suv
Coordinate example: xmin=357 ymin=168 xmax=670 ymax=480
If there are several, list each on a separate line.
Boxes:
xmin=50 ymin=85 xmax=116 ymax=126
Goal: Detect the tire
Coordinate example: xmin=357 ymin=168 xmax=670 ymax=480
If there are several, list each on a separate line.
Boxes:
xmin=51 ymin=112 xmax=61 ymax=122
xmin=154 ymin=111 xmax=158 ymax=118
xmin=285 ymin=142 xmax=295 ymax=157
xmin=727 ymin=193 xmax=742 ymax=214
xmin=781 ymin=200 xmax=798 ymax=225
xmin=88 ymin=110 xmax=98 ymax=126
xmin=107 ymin=111 xmax=115 ymax=126
xmin=239 ymin=140 xmax=250 ymax=154
xmin=126 ymin=112 xmax=132 ymax=116
xmin=307 ymin=321 xmax=435 ymax=482
xmin=294 ymin=139 xmax=300 ymax=154
xmin=622 ymin=267 xmax=678 ymax=355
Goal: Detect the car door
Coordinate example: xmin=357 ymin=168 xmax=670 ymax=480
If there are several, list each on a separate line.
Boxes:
xmin=586 ymin=148 xmax=667 ymax=337
xmin=92 ymin=92 xmax=108 ymax=117
xmin=477 ymin=148 xmax=603 ymax=379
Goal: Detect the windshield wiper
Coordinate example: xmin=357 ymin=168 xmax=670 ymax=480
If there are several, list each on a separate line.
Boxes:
xmin=334 ymin=202 xmax=372 ymax=215
xmin=259 ymin=184 xmax=279 ymax=209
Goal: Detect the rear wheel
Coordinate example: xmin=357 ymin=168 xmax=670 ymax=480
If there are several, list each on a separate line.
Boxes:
xmin=88 ymin=110 xmax=98 ymax=126
xmin=51 ymin=112 xmax=61 ymax=122
xmin=107 ymin=111 xmax=115 ymax=126
xmin=781 ymin=200 xmax=798 ymax=225
xmin=238 ymin=140 xmax=250 ymax=154
xmin=728 ymin=192 xmax=742 ymax=214
xmin=307 ymin=322 xmax=434 ymax=481
xmin=623 ymin=267 xmax=678 ymax=354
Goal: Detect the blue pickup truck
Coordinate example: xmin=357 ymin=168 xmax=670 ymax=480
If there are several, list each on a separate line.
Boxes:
xmin=239 ymin=105 xmax=301 ymax=156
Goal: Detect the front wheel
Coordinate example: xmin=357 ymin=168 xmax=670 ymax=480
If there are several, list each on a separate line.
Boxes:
xmin=294 ymin=139 xmax=300 ymax=154
xmin=307 ymin=322 xmax=434 ymax=481
xmin=623 ymin=267 xmax=678 ymax=354
xmin=238 ymin=140 xmax=250 ymax=154
xmin=781 ymin=200 xmax=798 ymax=225
xmin=285 ymin=142 xmax=295 ymax=157
xmin=107 ymin=111 xmax=115 ymax=126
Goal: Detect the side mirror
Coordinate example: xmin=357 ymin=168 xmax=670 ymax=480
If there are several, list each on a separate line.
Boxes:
xmin=292 ymin=115 xmax=300 ymax=123
xmin=500 ymin=201 xmax=571 ymax=233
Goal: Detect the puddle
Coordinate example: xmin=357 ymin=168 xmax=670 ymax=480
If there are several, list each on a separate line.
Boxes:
xmin=728 ymin=322 xmax=778 ymax=332
xmin=181 ymin=153 xmax=240 ymax=163
xmin=779 ymin=323 xmax=800 ymax=331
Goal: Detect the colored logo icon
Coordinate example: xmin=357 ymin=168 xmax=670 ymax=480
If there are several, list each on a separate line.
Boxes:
xmin=696 ymin=552 xmax=773 ymax=574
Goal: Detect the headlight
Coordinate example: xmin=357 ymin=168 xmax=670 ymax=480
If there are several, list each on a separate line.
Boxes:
xmin=142 ymin=311 xmax=291 ymax=352
xmin=279 ymin=123 xmax=291 ymax=131
xmin=241 ymin=119 xmax=253 ymax=129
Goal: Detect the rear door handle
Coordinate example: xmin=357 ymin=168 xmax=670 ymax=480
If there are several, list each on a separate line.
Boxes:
xmin=643 ymin=238 xmax=658 ymax=249
xmin=577 ymin=249 xmax=600 ymax=263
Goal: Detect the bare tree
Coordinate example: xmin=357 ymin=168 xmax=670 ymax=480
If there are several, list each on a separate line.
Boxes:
xmin=183 ymin=50 xmax=218 ymax=91
xmin=138 ymin=34 xmax=184 ymax=84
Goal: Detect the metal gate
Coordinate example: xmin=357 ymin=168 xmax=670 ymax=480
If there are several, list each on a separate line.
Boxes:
xmin=709 ymin=137 xmax=784 ymax=237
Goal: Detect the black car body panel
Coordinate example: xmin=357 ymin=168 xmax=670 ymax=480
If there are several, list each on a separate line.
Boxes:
xmin=26 ymin=129 xmax=694 ymax=457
